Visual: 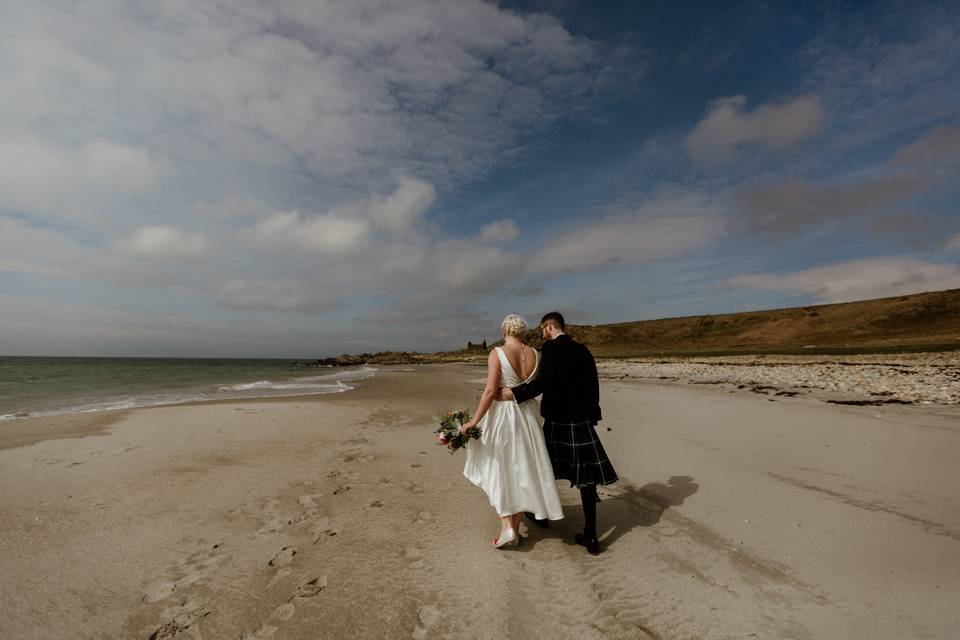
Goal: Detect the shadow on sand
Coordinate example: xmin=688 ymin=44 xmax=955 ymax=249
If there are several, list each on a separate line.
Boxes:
xmin=515 ymin=475 xmax=700 ymax=551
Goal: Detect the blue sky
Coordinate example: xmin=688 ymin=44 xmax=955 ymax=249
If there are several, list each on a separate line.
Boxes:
xmin=1 ymin=0 xmax=958 ymax=357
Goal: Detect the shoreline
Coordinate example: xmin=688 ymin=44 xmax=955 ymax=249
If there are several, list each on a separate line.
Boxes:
xmin=4 ymin=351 xmax=958 ymax=453
xmin=4 ymin=348 xmax=957 ymax=427
xmin=0 ymin=364 xmax=379 ymax=424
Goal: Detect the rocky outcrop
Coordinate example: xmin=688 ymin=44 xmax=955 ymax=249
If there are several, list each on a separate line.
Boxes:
xmin=299 ymin=351 xmax=425 ymax=366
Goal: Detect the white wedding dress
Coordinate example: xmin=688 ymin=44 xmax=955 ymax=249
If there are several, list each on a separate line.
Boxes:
xmin=462 ymin=347 xmax=564 ymax=521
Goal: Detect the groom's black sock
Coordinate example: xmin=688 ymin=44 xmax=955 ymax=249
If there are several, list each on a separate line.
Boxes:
xmin=579 ymin=484 xmax=599 ymax=538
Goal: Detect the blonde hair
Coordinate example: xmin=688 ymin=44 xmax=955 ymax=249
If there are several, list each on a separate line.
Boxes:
xmin=500 ymin=314 xmax=527 ymax=338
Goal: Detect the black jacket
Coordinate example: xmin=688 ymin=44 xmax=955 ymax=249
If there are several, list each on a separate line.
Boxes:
xmin=511 ymin=334 xmax=602 ymax=425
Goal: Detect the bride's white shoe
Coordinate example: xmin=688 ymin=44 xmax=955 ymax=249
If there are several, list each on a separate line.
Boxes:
xmin=494 ymin=528 xmax=518 ymax=548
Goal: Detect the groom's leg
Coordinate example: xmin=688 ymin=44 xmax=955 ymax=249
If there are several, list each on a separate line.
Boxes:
xmin=579 ymin=484 xmax=598 ymax=537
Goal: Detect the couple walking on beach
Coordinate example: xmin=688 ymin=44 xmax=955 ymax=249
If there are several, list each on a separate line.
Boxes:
xmin=460 ymin=312 xmax=618 ymax=555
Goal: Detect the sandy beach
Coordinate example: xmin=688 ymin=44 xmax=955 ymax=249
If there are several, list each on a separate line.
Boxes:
xmin=1 ymin=363 xmax=959 ymax=639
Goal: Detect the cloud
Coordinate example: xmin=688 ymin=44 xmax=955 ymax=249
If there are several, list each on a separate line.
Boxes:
xmin=114 ymin=226 xmax=206 ymax=259
xmin=366 ymin=178 xmax=436 ymax=235
xmin=731 ymin=120 xmax=960 ymax=237
xmin=533 ymin=191 xmax=723 ymax=273
xmin=0 ymin=1 xmax=617 ymax=195
xmin=432 ymin=243 xmax=522 ymax=294
xmin=732 ymin=174 xmax=933 ymax=235
xmin=0 ymin=217 xmax=99 ymax=276
xmin=0 ymin=137 xmax=163 ymax=218
xmin=944 ymin=233 xmax=960 ymax=252
xmin=892 ymin=124 xmax=960 ymax=170
xmin=217 ymin=280 xmax=338 ymax=313
xmin=238 ymin=177 xmax=437 ymax=254
xmin=686 ymin=94 xmax=826 ymax=163
xmin=726 ymin=257 xmax=960 ymax=303
xmin=476 ymin=219 xmax=521 ymax=244
xmin=0 ymin=0 xmax=650 ymax=354
xmin=241 ymin=210 xmax=372 ymax=255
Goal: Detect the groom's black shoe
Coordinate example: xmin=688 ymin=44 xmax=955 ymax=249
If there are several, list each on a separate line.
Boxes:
xmin=574 ymin=532 xmax=601 ymax=555
xmin=524 ymin=512 xmax=550 ymax=528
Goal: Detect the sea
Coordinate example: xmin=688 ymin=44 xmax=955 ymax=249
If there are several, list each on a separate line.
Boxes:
xmin=0 ymin=356 xmax=376 ymax=421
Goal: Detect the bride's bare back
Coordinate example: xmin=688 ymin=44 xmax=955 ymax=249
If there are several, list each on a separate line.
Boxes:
xmin=499 ymin=340 xmax=536 ymax=381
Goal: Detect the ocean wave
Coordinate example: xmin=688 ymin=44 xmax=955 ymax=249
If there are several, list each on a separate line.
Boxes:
xmin=217 ymin=366 xmax=377 ymax=392
xmin=0 ymin=366 xmax=378 ymax=421
xmin=218 ymin=380 xmax=349 ymax=392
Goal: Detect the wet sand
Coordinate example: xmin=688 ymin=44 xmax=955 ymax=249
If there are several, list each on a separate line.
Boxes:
xmin=1 ymin=364 xmax=958 ymax=639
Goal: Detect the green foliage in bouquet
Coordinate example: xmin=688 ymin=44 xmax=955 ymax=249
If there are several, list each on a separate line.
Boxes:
xmin=433 ymin=409 xmax=482 ymax=453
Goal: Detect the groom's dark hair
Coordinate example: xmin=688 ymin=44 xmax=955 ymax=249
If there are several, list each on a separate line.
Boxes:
xmin=540 ymin=311 xmax=565 ymax=330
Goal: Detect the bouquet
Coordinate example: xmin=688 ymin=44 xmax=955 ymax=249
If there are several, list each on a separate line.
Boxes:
xmin=434 ymin=409 xmax=481 ymax=453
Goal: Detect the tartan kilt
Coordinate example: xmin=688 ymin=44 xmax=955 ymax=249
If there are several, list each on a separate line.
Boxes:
xmin=542 ymin=420 xmax=619 ymax=488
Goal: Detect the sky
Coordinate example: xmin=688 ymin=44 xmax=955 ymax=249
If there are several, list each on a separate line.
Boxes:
xmin=1 ymin=0 xmax=959 ymax=358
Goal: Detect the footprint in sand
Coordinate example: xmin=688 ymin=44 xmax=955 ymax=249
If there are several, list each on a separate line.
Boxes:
xmin=309 ymin=516 xmax=339 ymax=544
xmin=286 ymin=494 xmax=321 ymax=525
xmin=411 ymin=604 xmax=441 ymax=639
xmin=142 ymin=543 xmax=226 ymax=604
xmin=292 ymin=575 xmax=327 ymax=600
xmin=149 ymin=594 xmax=211 ymax=640
xmin=410 ymin=463 xmax=422 ymax=468
xmin=414 ymin=511 xmax=433 ymax=524
xmin=268 ymin=546 xmax=297 ymax=568
xmin=328 ymin=470 xmax=354 ymax=495
xmin=142 ymin=580 xmax=177 ymax=604
xmin=404 ymin=546 xmax=424 ymax=569
xmin=272 ymin=603 xmax=296 ymax=622
xmin=267 ymin=566 xmax=293 ymax=588
xmin=246 ymin=576 xmax=327 ymax=639
xmin=367 ymin=500 xmax=384 ymax=509
xmin=257 ymin=499 xmax=285 ymax=537
xmin=298 ymin=495 xmax=318 ymax=514
xmin=242 ymin=623 xmax=279 ymax=640
xmin=407 ymin=482 xmax=425 ymax=496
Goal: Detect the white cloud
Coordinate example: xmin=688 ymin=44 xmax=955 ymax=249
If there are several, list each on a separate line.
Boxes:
xmin=432 ymin=243 xmax=522 ymax=294
xmin=0 ymin=1 xmax=612 ymax=193
xmin=686 ymin=94 xmax=826 ymax=163
xmin=241 ymin=210 xmax=372 ymax=255
xmin=0 ymin=217 xmax=98 ymax=276
xmin=726 ymin=257 xmax=960 ymax=303
xmin=0 ymin=1 xmax=645 ymax=353
xmin=239 ymin=177 xmax=440 ymax=254
xmin=114 ymin=226 xmax=206 ymax=259
xmin=191 ymin=196 xmax=271 ymax=220
xmin=0 ymin=137 xmax=163 ymax=218
xmin=217 ymin=280 xmax=337 ymax=313
xmin=533 ymin=191 xmax=723 ymax=273
xmin=477 ymin=219 xmax=521 ymax=244
xmin=364 ymin=178 xmax=436 ymax=235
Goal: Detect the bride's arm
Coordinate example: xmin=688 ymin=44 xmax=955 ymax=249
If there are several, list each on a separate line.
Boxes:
xmin=459 ymin=350 xmax=501 ymax=434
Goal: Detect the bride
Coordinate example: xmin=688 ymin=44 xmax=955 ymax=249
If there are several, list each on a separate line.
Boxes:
xmin=460 ymin=314 xmax=563 ymax=548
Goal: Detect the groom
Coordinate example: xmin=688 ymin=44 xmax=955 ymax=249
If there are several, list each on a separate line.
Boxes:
xmin=498 ymin=311 xmax=618 ymax=555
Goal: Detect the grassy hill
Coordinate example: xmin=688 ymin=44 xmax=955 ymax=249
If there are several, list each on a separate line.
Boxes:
xmin=508 ymin=289 xmax=960 ymax=357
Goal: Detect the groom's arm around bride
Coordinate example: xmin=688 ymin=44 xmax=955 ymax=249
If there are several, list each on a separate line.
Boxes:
xmin=502 ymin=320 xmax=601 ymax=427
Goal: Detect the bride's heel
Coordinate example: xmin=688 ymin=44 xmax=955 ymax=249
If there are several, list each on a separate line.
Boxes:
xmin=494 ymin=528 xmax=518 ymax=548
